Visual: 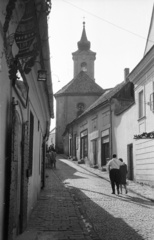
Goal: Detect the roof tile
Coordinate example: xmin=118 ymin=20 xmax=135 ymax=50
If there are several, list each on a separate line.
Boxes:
xmin=54 ymin=71 xmax=104 ymax=96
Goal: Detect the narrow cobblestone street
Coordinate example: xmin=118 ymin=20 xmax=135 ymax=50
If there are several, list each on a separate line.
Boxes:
xmin=17 ymin=155 xmax=154 ymax=240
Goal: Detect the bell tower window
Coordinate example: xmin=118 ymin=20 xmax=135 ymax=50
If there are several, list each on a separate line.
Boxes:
xmin=81 ymin=62 xmax=87 ymax=72
xmin=77 ymin=102 xmax=85 ymax=116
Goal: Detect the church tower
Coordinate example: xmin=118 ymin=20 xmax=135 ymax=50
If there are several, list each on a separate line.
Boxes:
xmin=72 ymin=21 xmax=96 ymax=80
xmin=54 ymin=22 xmax=104 ymax=154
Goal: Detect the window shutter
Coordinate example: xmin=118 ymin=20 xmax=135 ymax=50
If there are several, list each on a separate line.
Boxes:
xmin=150 ymin=93 xmax=154 ymax=112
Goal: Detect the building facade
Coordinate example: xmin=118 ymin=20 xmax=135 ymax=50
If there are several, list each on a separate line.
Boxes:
xmin=0 ymin=1 xmax=53 ymax=239
xmin=65 ymin=71 xmax=134 ymax=169
xmin=112 ymin=8 xmax=154 ymax=186
xmin=129 ymin=46 xmax=154 ymax=185
xmin=64 ymin=6 xmax=154 ymax=187
xmin=66 ymin=49 xmax=154 ymax=187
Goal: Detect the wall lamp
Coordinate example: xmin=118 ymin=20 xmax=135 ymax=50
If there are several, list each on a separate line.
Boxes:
xmin=37 ymin=69 xmax=47 ymax=81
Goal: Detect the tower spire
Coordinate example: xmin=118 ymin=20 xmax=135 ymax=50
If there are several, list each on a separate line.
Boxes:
xmin=77 ymin=21 xmax=91 ymax=51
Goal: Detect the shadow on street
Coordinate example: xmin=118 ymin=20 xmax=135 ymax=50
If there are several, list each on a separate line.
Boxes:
xmin=47 ymin=158 xmax=147 ymax=240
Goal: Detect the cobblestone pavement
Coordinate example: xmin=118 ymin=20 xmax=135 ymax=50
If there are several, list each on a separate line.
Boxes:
xmin=17 ymin=155 xmax=154 ymax=240
xmin=17 ymin=159 xmax=101 ymax=240
xmin=67 ymin=157 xmax=154 ymax=202
xmin=56 ymin=157 xmax=154 ymax=240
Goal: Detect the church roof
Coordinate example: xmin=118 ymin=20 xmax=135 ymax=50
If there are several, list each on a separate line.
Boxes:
xmin=54 ymin=71 xmax=104 ymax=97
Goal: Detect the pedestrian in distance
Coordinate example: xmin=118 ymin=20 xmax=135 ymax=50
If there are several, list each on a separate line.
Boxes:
xmin=51 ymin=144 xmax=56 ymax=152
xmin=107 ymin=154 xmax=123 ymax=195
xmin=51 ymin=150 xmax=56 ymax=169
xmin=119 ymin=158 xmax=128 ymax=194
xmin=49 ymin=144 xmax=56 ymax=169
xmin=46 ymin=150 xmax=51 ymax=168
xmin=48 ymin=149 xmax=53 ymax=168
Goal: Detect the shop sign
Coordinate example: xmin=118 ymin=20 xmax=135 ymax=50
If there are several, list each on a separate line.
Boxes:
xmin=89 ymin=130 xmax=99 ymax=140
xmin=102 ymin=136 xmax=109 ymax=143
xmin=81 ymin=129 xmax=88 ymax=137
xmin=102 ymin=129 xmax=109 ymax=137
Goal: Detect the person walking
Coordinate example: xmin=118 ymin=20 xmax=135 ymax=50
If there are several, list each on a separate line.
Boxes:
xmin=107 ymin=154 xmax=123 ymax=195
xmin=50 ymin=144 xmax=56 ymax=169
xmin=48 ymin=149 xmax=53 ymax=168
xmin=119 ymin=158 xmax=128 ymax=194
xmin=51 ymin=150 xmax=56 ymax=168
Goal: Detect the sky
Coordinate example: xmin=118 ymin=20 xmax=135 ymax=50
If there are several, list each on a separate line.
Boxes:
xmin=48 ymin=0 xmax=154 ymax=129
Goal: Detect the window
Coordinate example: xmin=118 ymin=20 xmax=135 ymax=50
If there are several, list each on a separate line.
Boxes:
xmin=138 ymin=90 xmax=144 ymax=118
xmin=102 ymin=112 xmax=110 ymax=126
xmin=92 ymin=118 xmax=97 ymax=131
xmin=81 ymin=62 xmax=87 ymax=72
xmin=150 ymin=82 xmax=154 ymax=112
xmin=77 ymin=102 xmax=85 ymax=117
xmin=150 ymin=92 xmax=154 ymax=112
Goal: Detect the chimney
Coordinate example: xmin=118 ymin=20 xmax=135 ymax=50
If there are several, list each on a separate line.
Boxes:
xmin=124 ymin=68 xmax=129 ymax=82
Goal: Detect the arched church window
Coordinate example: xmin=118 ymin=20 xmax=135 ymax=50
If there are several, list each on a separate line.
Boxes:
xmin=81 ymin=62 xmax=87 ymax=72
xmin=77 ymin=102 xmax=85 ymax=117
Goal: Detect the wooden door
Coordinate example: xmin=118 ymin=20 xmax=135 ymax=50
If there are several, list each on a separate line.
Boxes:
xmin=101 ymin=137 xmax=109 ymax=166
xmin=127 ymin=143 xmax=134 ymax=180
xmin=92 ymin=140 xmax=97 ymax=165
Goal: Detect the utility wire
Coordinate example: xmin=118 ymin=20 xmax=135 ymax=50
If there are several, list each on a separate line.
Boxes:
xmin=62 ymin=0 xmax=154 ymax=43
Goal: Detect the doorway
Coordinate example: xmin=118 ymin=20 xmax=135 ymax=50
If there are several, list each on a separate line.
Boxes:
xmin=80 ymin=136 xmax=88 ymax=159
xmin=73 ymin=134 xmax=77 ymax=158
xmin=101 ymin=136 xmax=109 ymax=166
xmin=127 ymin=143 xmax=134 ymax=180
xmin=69 ymin=137 xmax=72 ymax=157
xmin=92 ymin=139 xmax=98 ymax=165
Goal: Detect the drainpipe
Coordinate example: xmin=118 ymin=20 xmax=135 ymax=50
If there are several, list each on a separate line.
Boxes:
xmin=109 ymin=100 xmax=113 ymax=158
xmin=42 ymin=139 xmax=46 ymax=189
xmin=72 ymin=125 xmax=74 ymax=159
xmin=42 ymin=121 xmax=50 ymax=188
xmin=42 ymin=133 xmax=48 ymax=189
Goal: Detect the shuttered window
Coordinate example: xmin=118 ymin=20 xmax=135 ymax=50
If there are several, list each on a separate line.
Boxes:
xmin=150 ymin=92 xmax=154 ymax=112
xmin=139 ymin=90 xmax=144 ymax=118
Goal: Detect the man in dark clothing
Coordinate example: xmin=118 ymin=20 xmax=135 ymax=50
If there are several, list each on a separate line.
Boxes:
xmin=49 ymin=144 xmax=56 ymax=168
xmin=107 ymin=154 xmax=123 ymax=194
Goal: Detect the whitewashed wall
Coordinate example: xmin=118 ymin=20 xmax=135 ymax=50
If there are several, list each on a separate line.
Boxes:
xmin=26 ymin=68 xmax=50 ymax=218
xmin=112 ymin=105 xmax=136 ymax=171
xmin=133 ymin=66 xmax=154 ymax=185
